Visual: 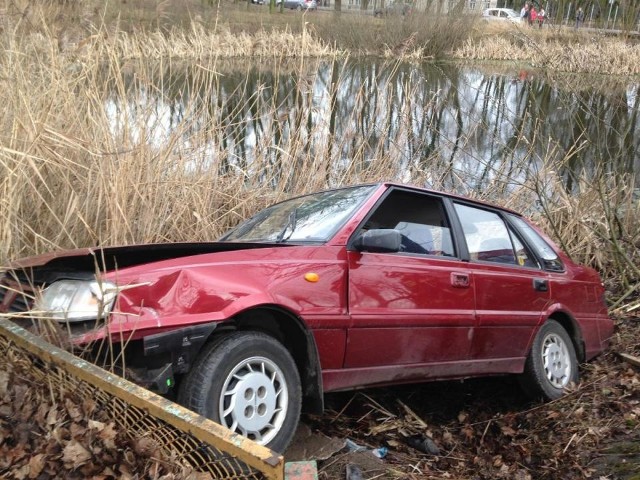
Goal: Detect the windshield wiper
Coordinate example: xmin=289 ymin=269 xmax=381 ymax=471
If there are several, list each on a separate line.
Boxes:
xmin=276 ymin=208 xmax=298 ymax=243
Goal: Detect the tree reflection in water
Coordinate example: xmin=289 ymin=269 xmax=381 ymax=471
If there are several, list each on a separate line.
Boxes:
xmin=105 ymin=59 xmax=639 ymax=195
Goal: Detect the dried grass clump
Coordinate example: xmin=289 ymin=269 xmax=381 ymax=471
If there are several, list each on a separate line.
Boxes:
xmin=110 ymin=23 xmax=337 ymax=60
xmin=453 ymin=31 xmax=640 ymax=75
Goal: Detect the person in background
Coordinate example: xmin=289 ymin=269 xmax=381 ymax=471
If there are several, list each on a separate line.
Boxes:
xmin=538 ymin=7 xmax=545 ymax=27
xmin=529 ymin=5 xmax=537 ymax=25
xmin=575 ymin=7 xmax=584 ymax=28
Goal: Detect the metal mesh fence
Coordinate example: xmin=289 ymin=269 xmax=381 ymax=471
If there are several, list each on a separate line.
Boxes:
xmin=0 ymin=318 xmax=284 ymax=480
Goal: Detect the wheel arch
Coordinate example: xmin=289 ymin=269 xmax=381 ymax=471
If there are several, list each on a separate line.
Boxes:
xmin=546 ymin=311 xmax=585 ymax=362
xmin=212 ymin=305 xmax=324 ymax=414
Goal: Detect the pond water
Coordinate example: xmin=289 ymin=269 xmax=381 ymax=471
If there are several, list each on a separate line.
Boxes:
xmin=107 ymin=59 xmax=640 ymax=192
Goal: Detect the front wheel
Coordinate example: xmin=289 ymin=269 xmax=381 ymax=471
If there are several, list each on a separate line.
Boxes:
xmin=519 ymin=320 xmax=579 ymax=400
xmin=178 ymin=331 xmax=301 ymax=453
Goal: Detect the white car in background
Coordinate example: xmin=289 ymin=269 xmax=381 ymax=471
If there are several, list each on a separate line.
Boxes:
xmin=275 ymin=0 xmax=317 ymax=9
xmin=482 ymin=7 xmax=523 ymax=23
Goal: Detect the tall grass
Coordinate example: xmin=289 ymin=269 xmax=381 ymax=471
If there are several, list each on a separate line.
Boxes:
xmin=454 ymin=27 xmax=640 ymax=75
xmin=0 ymin=2 xmax=638 ymax=305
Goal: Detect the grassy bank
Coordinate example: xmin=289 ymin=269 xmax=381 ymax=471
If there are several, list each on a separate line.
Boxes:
xmin=4 ymin=0 xmax=639 ymax=71
xmin=453 ymin=25 xmax=640 ymax=75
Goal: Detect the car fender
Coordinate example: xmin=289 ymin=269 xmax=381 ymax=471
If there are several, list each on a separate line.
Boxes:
xmin=103 ymin=246 xmax=348 ymax=340
xmin=522 ymin=303 xmax=586 ymax=362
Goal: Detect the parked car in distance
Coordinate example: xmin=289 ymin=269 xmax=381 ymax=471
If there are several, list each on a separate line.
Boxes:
xmin=251 ymin=0 xmax=265 ymax=4
xmin=482 ymin=7 xmax=523 ymax=23
xmin=374 ymin=1 xmax=413 ymax=16
xmin=275 ymin=0 xmax=317 ymax=10
xmin=0 ymin=183 xmax=613 ymax=453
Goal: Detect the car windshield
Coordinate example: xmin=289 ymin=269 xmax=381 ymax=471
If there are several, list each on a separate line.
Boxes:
xmin=220 ymin=185 xmax=377 ymax=243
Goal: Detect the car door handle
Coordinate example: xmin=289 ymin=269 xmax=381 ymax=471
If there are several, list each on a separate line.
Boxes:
xmin=533 ymin=279 xmax=548 ymax=292
xmin=451 ymin=272 xmax=470 ymax=288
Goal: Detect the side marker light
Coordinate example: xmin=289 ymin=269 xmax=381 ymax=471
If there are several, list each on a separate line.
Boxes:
xmin=304 ymin=273 xmax=319 ymax=283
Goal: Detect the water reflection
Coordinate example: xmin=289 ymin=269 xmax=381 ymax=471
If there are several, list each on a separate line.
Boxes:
xmin=106 ymin=59 xmax=639 ymax=192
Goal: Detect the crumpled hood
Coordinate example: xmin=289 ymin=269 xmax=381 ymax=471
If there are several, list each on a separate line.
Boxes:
xmin=8 ymin=242 xmax=284 ymax=274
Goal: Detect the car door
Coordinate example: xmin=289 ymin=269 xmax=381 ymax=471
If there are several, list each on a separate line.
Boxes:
xmin=453 ymin=202 xmax=551 ymax=364
xmin=345 ymin=188 xmax=475 ymax=382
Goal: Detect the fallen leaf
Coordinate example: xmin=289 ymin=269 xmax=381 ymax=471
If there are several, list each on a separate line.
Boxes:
xmin=34 ymin=403 xmax=49 ymax=426
xmin=462 ymin=426 xmax=474 ymax=441
xmin=88 ymin=420 xmax=106 ymax=431
xmin=62 ymin=440 xmax=92 ymax=468
xmin=134 ymin=437 xmax=159 ymax=457
xmin=65 ymin=398 xmax=83 ymax=423
xmin=46 ymin=407 xmax=58 ymax=426
xmin=0 ymin=371 xmax=9 ymax=397
xmin=99 ymin=422 xmax=118 ymax=450
xmin=70 ymin=422 xmax=87 ymax=439
xmin=28 ymin=453 xmax=46 ymax=479
xmin=13 ymin=464 xmax=30 ymax=480
xmin=82 ymin=397 xmax=97 ymax=416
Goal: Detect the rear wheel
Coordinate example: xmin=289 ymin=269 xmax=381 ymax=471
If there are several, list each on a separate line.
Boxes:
xmin=519 ymin=320 xmax=579 ymax=400
xmin=178 ymin=331 xmax=301 ymax=453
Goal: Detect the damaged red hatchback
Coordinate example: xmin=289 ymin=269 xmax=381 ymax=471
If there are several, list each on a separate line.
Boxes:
xmin=0 ymin=183 xmax=613 ymax=452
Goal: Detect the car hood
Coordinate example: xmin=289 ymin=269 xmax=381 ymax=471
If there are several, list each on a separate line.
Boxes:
xmin=7 ymin=242 xmax=289 ymax=274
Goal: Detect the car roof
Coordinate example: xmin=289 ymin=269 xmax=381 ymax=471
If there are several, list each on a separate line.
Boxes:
xmin=485 ymin=7 xmax=517 ymax=12
xmin=375 ymin=182 xmax=521 ymax=216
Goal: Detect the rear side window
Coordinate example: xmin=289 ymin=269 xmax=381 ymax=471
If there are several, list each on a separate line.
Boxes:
xmin=508 ymin=215 xmax=564 ymax=272
xmin=454 ymin=204 xmax=539 ymax=268
xmin=454 ymin=204 xmax=517 ymax=264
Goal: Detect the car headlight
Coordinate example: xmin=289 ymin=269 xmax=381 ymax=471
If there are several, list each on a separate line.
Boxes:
xmin=34 ymin=279 xmax=117 ymax=322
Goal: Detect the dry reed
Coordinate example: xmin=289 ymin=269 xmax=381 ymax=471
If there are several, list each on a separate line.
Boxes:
xmin=0 ymin=3 xmax=637 ymax=304
xmin=453 ymin=29 xmax=640 ymax=75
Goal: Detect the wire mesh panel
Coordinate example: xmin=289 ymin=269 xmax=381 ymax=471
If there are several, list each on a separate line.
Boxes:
xmin=0 ymin=318 xmax=284 ymax=480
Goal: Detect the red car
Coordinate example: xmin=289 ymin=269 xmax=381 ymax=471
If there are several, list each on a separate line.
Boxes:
xmin=0 ymin=183 xmax=613 ymax=452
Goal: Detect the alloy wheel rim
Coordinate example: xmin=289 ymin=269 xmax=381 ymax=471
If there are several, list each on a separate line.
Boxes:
xmin=219 ymin=356 xmax=288 ymax=445
xmin=541 ymin=333 xmax=572 ymax=389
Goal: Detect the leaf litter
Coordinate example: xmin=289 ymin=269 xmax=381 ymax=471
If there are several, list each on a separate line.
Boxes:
xmin=304 ymin=311 xmax=639 ymax=479
xmin=0 ymin=313 xmax=638 ymax=479
xmin=0 ymin=369 xmax=210 ymax=479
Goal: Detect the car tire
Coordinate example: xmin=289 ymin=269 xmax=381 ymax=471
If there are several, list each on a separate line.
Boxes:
xmin=178 ymin=331 xmax=301 ymax=453
xmin=519 ymin=320 xmax=579 ymax=400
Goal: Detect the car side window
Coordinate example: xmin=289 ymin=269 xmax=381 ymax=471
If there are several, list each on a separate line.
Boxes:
xmin=508 ymin=214 xmax=564 ymax=272
xmin=509 ymin=226 xmax=540 ymax=268
xmin=362 ymin=190 xmax=455 ymax=256
xmin=455 ymin=203 xmax=518 ymax=265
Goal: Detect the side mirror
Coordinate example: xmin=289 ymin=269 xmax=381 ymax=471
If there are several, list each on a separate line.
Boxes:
xmin=354 ymin=229 xmax=402 ymax=253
